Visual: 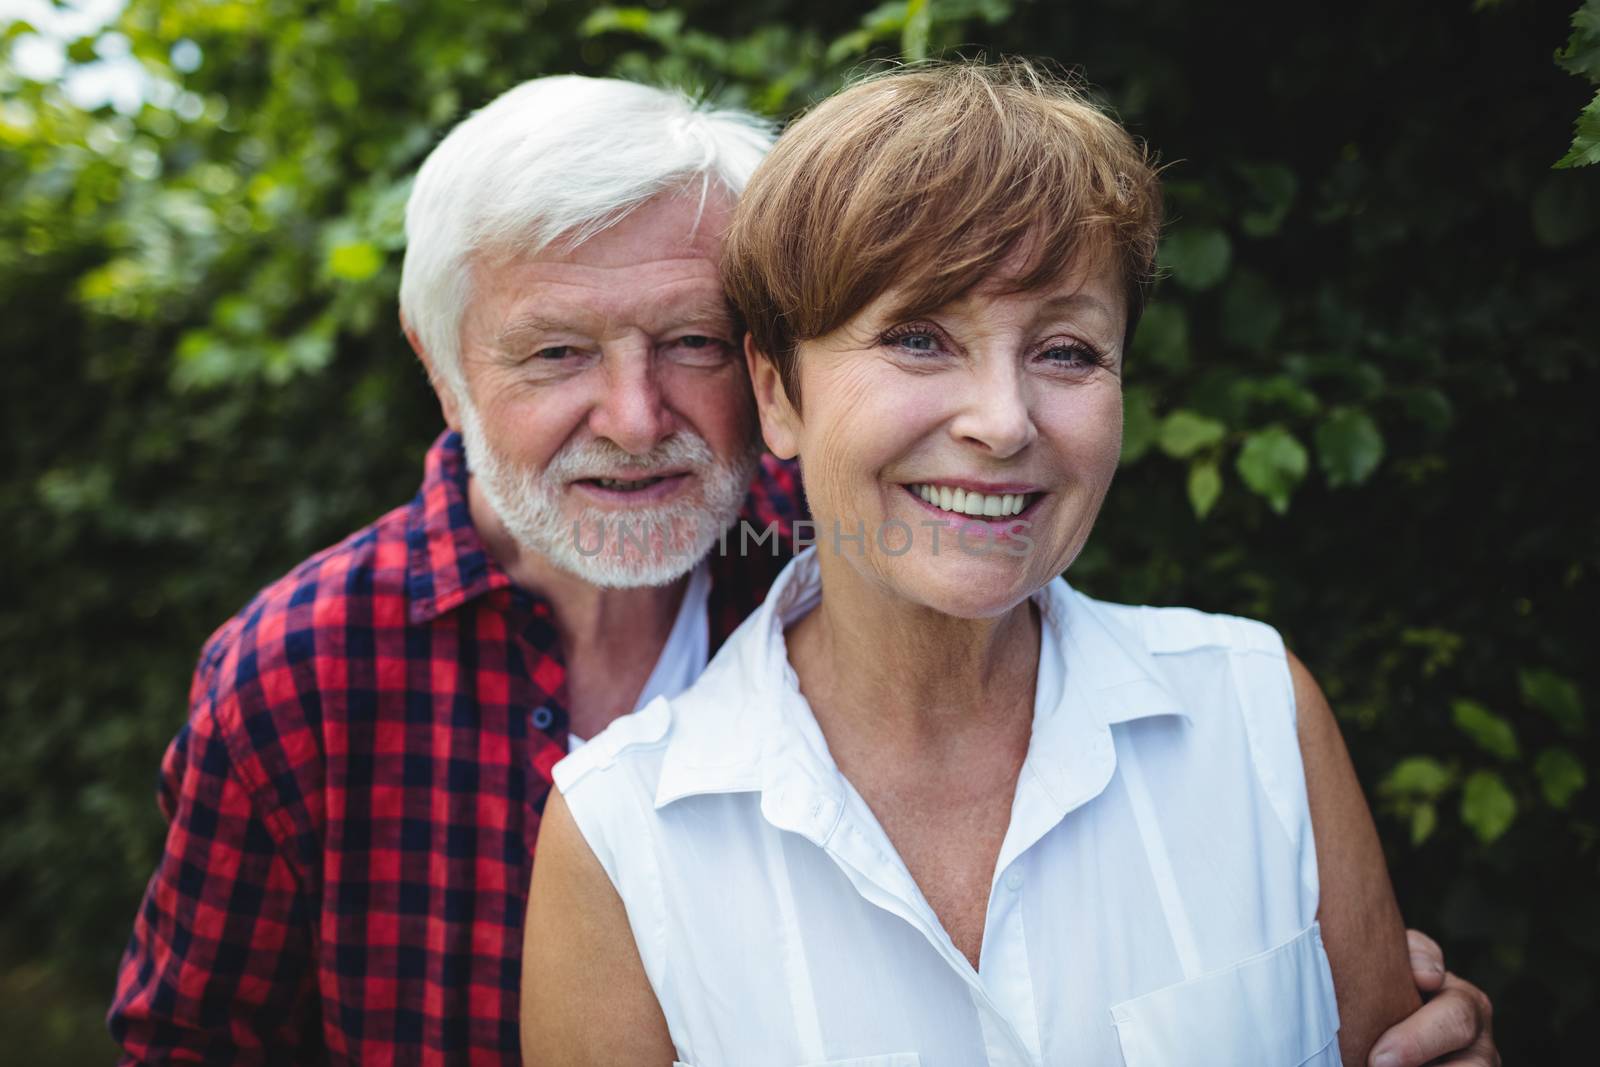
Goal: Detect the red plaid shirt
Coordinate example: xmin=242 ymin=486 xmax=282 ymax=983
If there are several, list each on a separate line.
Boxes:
xmin=110 ymin=430 xmax=801 ymax=1064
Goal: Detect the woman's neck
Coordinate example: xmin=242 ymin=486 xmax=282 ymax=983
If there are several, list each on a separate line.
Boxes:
xmin=785 ymin=552 xmax=1041 ymax=759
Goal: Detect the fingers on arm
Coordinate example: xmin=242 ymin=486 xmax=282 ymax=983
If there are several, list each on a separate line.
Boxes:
xmin=1289 ymin=651 xmax=1421 ymax=1065
xmin=521 ymin=788 xmax=675 ymax=1067
xmin=1404 ymin=929 xmax=1447 ymax=993
xmin=1369 ymin=976 xmax=1497 ymax=1067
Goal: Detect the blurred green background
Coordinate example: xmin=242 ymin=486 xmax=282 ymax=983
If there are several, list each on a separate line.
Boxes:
xmin=2 ymin=0 xmax=1597 ymax=1061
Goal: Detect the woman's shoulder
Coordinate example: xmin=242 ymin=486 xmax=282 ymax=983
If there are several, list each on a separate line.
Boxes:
xmin=1050 ymin=584 xmax=1302 ymax=738
xmin=1076 ymin=591 xmax=1287 ymax=661
xmin=552 ymin=695 xmax=676 ymax=800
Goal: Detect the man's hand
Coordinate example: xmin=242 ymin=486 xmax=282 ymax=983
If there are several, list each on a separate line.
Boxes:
xmin=1368 ymin=930 xmax=1499 ymax=1067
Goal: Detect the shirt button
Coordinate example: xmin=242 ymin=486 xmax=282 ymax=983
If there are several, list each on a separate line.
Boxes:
xmin=530 ymin=705 xmax=555 ymax=730
xmin=1004 ymin=869 xmax=1025 ymax=892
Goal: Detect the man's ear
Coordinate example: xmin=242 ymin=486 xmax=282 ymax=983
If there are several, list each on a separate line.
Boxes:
xmin=402 ymin=311 xmax=463 ymax=433
xmin=744 ymin=333 xmax=800 ymax=460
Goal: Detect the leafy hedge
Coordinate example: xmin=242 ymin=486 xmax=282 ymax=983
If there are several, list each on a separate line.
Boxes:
xmin=2 ymin=0 xmax=1596 ymax=1060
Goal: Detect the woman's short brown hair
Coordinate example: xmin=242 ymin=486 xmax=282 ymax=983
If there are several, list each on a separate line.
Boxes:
xmin=722 ymin=60 xmax=1163 ymax=404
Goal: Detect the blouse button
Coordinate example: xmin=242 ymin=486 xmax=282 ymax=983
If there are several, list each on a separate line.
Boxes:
xmin=531 ymin=705 xmax=555 ymax=730
xmin=1004 ymin=869 xmax=1025 ymax=891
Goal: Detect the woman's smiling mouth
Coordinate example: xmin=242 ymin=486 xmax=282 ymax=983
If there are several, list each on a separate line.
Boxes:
xmin=904 ymin=482 xmax=1040 ymax=519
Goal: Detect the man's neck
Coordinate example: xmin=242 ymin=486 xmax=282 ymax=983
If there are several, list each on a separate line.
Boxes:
xmin=468 ymin=477 xmax=689 ymax=738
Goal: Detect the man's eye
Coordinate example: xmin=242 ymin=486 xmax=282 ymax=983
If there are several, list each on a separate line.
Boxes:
xmin=534 ymin=346 xmax=572 ymax=360
xmin=668 ymin=336 xmax=731 ymax=363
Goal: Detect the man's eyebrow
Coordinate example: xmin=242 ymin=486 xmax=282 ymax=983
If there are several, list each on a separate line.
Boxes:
xmin=650 ymin=297 xmax=739 ymax=330
xmin=493 ymin=314 xmax=576 ymax=350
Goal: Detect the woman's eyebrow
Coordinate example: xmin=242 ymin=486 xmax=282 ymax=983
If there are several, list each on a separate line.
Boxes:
xmin=1036 ymin=291 xmax=1118 ymax=321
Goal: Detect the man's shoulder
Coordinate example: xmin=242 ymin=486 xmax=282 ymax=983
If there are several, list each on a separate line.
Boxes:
xmin=193 ymin=500 xmax=415 ymax=740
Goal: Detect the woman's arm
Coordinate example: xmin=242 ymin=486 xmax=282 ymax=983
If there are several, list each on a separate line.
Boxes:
xmin=521 ymin=788 xmax=677 ymax=1067
xmin=1289 ymin=651 xmax=1421 ymax=1066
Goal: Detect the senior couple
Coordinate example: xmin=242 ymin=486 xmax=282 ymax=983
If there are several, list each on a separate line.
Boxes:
xmin=112 ymin=65 xmax=1498 ymax=1066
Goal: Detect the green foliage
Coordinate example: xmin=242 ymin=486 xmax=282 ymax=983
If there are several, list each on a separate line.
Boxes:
xmin=1452 ymin=699 xmax=1520 ymax=761
xmin=2 ymin=0 xmax=1596 ymax=1061
xmin=1235 ymin=426 xmax=1308 ymax=514
xmin=1461 ymin=769 xmax=1519 ymax=844
xmin=1557 ymin=0 xmax=1600 ymax=165
xmin=1315 ymin=407 xmax=1384 ymax=488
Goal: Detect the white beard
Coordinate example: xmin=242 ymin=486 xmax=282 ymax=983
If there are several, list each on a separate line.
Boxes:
xmin=457 ymin=401 xmax=760 ymax=589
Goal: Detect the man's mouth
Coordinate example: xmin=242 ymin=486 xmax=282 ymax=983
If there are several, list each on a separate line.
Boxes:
xmin=570 ymin=472 xmax=693 ymax=503
xmin=579 ymin=476 xmax=671 ymax=492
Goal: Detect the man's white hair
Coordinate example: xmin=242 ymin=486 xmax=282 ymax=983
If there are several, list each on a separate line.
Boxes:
xmin=399 ymin=75 xmax=775 ymax=390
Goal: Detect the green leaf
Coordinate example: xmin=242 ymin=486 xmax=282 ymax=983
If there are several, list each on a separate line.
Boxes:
xmin=1381 ymin=755 xmax=1453 ymax=798
xmin=327 ymin=241 xmax=383 ymax=282
xmin=1555 ymin=0 xmax=1600 ymax=82
xmin=1219 ymin=270 xmax=1282 ymax=352
xmin=1121 ymin=386 xmax=1158 ymax=464
xmin=1410 ymin=802 xmax=1438 ymax=846
xmin=1236 ymin=162 xmax=1298 ymax=237
xmin=581 ymin=6 xmax=683 ymax=40
xmin=901 ymin=0 xmax=931 ymax=62
xmin=1234 ymin=427 xmax=1308 ymax=513
xmin=1451 ymin=699 xmax=1519 ymax=760
xmin=1535 ymin=747 xmax=1587 ymax=809
xmin=1555 ymin=90 xmax=1600 ymax=169
xmin=1519 ymin=668 xmax=1585 ymax=735
xmin=1315 ymin=407 xmax=1385 ymax=488
xmin=1402 ymin=388 xmax=1454 ymax=436
xmin=66 ymin=36 xmax=99 ymax=65
xmin=1157 ymin=410 xmax=1227 ymax=459
xmin=1135 ymin=302 xmax=1190 ymax=370
xmin=1160 ymin=227 xmax=1232 ymax=290
xmin=1460 ymin=770 xmax=1517 ymax=843
xmin=1186 ymin=460 xmax=1222 ymax=519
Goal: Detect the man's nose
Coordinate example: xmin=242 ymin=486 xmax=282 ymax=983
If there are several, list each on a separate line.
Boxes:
xmin=949 ymin=358 xmax=1037 ymax=459
xmin=588 ymin=347 xmax=675 ymax=456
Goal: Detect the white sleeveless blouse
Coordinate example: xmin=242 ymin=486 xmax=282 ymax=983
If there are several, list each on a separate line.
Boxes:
xmin=555 ymin=549 xmax=1341 ymax=1067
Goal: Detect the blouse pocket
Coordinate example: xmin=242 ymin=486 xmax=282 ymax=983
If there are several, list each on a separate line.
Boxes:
xmin=1109 ymin=921 xmax=1341 ymax=1067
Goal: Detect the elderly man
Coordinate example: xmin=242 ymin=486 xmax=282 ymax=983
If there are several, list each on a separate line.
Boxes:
xmin=109 ymin=76 xmax=1496 ymax=1065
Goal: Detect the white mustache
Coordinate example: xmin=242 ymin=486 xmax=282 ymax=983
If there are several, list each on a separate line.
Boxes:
xmin=548 ymin=434 xmax=716 ymax=482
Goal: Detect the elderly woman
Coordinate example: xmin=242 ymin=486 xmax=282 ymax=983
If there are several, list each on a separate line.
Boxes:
xmin=523 ymin=63 xmax=1421 ymax=1066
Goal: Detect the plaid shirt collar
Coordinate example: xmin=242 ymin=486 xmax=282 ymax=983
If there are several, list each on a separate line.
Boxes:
xmin=404 ymin=430 xmax=514 ymax=625
xmin=402 ymin=430 xmax=801 ymax=627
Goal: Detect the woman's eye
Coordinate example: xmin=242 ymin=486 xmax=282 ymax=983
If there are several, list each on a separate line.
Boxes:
xmin=1040 ymin=343 xmax=1103 ymax=368
xmin=889 ymin=331 xmax=940 ymax=353
xmin=677 ymin=335 xmax=718 ymax=349
xmin=534 ymin=345 xmax=572 ymax=361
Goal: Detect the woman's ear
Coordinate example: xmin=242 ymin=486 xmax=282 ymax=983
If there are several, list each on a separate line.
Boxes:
xmin=745 ymin=333 xmax=801 ymax=460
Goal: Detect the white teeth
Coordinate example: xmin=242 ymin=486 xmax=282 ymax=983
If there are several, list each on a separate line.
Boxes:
xmin=910 ymin=483 xmax=1032 ymax=518
xmin=594 ymin=476 xmax=661 ymax=491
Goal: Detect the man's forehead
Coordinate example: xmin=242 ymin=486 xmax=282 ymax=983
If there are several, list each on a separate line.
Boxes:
xmin=532 ymin=188 xmax=734 ymax=268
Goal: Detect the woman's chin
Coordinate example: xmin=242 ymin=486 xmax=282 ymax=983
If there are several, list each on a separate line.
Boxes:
xmin=879 ymin=553 xmax=1041 ymax=620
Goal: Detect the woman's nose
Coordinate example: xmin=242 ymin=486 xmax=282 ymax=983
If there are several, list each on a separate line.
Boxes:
xmin=588 ymin=346 xmax=676 ymax=456
xmin=949 ymin=361 xmax=1037 ymax=459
